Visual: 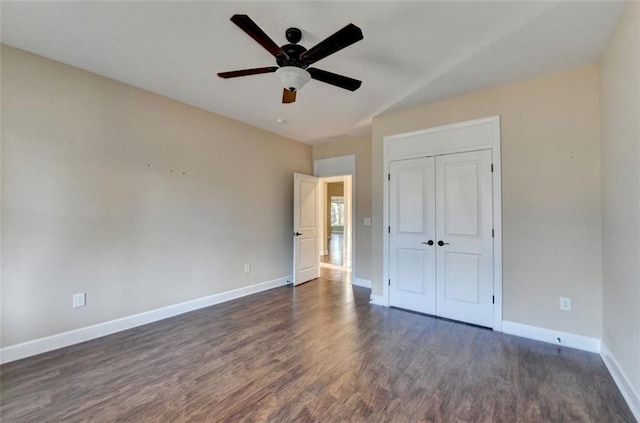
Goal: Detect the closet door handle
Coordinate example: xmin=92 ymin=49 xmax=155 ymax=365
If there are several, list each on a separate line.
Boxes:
xmin=437 ymin=240 xmax=450 ymax=246
xmin=421 ymin=240 xmax=434 ymax=246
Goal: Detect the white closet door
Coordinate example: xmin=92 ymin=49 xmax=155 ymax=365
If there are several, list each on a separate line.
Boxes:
xmin=389 ymin=157 xmax=436 ymax=314
xmin=435 ymin=150 xmax=494 ymax=327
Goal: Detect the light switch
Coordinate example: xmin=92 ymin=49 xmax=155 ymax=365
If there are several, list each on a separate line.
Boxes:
xmin=363 ymin=217 xmax=371 ymax=226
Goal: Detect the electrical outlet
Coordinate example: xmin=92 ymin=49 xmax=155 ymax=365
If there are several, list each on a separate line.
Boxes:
xmin=244 ymin=264 xmax=251 ymax=274
xmin=559 ymin=296 xmax=572 ymax=311
xmin=73 ymin=293 xmax=86 ymax=308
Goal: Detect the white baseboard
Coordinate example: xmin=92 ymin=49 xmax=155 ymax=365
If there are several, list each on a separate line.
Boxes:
xmin=501 ymin=320 xmax=601 ymax=353
xmin=353 ymin=278 xmax=371 ymax=288
xmin=0 ymin=275 xmax=291 ymax=364
xmin=369 ymin=294 xmax=385 ymax=306
xmin=601 ymin=343 xmax=640 ymax=421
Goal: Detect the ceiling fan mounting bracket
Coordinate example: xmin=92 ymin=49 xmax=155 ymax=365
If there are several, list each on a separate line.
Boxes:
xmin=285 ymin=27 xmax=302 ymax=44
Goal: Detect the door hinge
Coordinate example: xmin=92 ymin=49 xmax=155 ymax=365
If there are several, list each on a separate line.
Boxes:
xmin=388 ymin=279 xmax=391 ymax=286
xmin=388 ymin=226 xmax=391 ymax=234
xmin=388 ymin=173 xmax=391 ymax=181
xmin=492 ymin=229 xmax=494 ymax=238
xmin=491 ymin=164 xmax=494 ymax=172
xmin=492 ymin=295 xmax=495 ymax=304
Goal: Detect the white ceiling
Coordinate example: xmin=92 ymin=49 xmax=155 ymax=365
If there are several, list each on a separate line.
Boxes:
xmin=1 ymin=1 xmax=626 ymax=144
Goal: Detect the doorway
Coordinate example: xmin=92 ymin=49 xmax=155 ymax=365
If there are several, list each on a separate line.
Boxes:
xmin=314 ymin=155 xmax=356 ymax=285
xmin=322 ymin=181 xmax=345 ymax=266
xmin=319 ymin=176 xmax=352 ymax=278
xmin=292 ymin=169 xmax=354 ymax=286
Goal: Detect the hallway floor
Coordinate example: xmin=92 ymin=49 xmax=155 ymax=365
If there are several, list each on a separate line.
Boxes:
xmin=321 ymin=233 xmax=344 ymax=267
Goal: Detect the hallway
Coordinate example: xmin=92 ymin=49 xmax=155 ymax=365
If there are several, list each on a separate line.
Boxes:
xmin=321 ymin=233 xmax=345 ymax=267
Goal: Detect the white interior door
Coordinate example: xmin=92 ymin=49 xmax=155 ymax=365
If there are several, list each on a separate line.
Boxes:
xmin=435 ymin=150 xmax=494 ymax=327
xmin=293 ymin=173 xmax=320 ymax=285
xmin=389 ymin=157 xmax=436 ymax=314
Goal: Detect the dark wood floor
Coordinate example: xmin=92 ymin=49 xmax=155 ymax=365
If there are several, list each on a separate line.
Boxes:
xmin=1 ymin=278 xmax=635 ymax=422
xmin=321 ymin=233 xmax=344 ymax=266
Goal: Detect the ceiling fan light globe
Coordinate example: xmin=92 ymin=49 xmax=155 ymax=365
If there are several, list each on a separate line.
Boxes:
xmin=276 ymin=66 xmax=311 ymax=92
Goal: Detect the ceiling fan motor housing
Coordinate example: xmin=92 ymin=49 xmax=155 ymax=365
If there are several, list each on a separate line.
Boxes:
xmin=276 ymin=43 xmax=307 ymax=68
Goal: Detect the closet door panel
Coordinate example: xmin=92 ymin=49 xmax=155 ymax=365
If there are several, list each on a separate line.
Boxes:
xmin=389 ymin=157 xmax=436 ymax=314
xmin=435 ymin=150 xmax=494 ymax=327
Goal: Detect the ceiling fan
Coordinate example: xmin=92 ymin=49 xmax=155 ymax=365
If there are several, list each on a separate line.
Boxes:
xmin=218 ymin=15 xmax=363 ymax=104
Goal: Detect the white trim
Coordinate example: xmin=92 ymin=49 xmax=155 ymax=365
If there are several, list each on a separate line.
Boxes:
xmin=320 ymin=175 xmax=349 ymax=183
xmin=501 ymin=320 xmax=601 ymax=353
xmin=382 ymin=116 xmax=503 ymax=331
xmin=0 ymin=276 xmax=291 ymax=364
xmin=369 ymin=294 xmax=385 ymax=306
xmin=353 ymin=278 xmax=372 ymax=289
xmin=601 ymin=343 xmax=640 ymax=421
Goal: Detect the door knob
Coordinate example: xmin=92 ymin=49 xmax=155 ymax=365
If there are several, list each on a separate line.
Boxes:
xmin=421 ymin=240 xmax=434 ymax=246
xmin=294 ymin=232 xmax=303 ymax=236
xmin=437 ymin=240 xmax=450 ymax=246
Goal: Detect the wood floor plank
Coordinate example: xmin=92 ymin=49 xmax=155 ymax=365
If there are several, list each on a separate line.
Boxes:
xmin=1 ymin=278 xmax=635 ymax=422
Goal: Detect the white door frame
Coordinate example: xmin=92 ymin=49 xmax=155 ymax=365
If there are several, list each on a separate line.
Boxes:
xmin=314 ymin=155 xmax=356 ymax=280
xmin=382 ymin=116 xmax=503 ymax=331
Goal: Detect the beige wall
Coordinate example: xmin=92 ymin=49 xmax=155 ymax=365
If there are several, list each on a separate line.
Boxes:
xmin=313 ymin=135 xmax=372 ymax=281
xmin=327 ymin=182 xmax=344 ymax=198
xmin=372 ymin=65 xmax=603 ymax=338
xmin=600 ymin=0 xmax=640 ymax=402
xmin=1 ymin=45 xmax=312 ymax=347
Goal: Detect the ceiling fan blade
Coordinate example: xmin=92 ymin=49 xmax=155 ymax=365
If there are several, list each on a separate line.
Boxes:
xmin=307 ymin=68 xmax=362 ymax=91
xmin=218 ymin=67 xmax=278 ymax=78
xmin=230 ymin=15 xmax=289 ymax=60
xmin=300 ymin=23 xmax=363 ymax=66
xmin=282 ymin=88 xmax=297 ymax=104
